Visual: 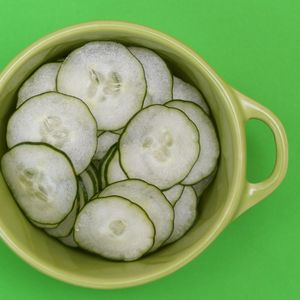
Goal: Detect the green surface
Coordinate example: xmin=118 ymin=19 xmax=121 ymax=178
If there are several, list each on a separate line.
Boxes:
xmin=0 ymin=0 xmax=298 ymax=299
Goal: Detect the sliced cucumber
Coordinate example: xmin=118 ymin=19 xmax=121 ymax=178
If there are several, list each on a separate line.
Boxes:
xmin=113 ymin=128 xmax=124 ymax=135
xmin=78 ymin=177 xmax=88 ymax=209
xmin=45 ymin=176 xmax=88 ymax=237
xmin=166 ymin=100 xmax=219 ymax=184
xmin=57 ymin=41 xmax=146 ymax=131
xmin=45 ymin=196 xmax=78 ymax=238
xmin=86 ymin=164 xmax=100 ymax=194
xmin=165 ymin=186 xmax=197 ymax=245
xmin=91 ymin=159 xmax=100 ymax=170
xmin=173 ymin=76 xmax=210 ymax=114
xmin=17 ymin=62 xmax=61 ymax=107
xmin=74 ymin=196 xmax=155 ymax=261
xmin=59 ymin=231 xmax=78 ymax=248
xmin=93 ymin=131 xmax=119 ymax=160
xmin=7 ymin=92 xmax=97 ymax=175
xmin=91 ymin=160 xmax=100 ymax=173
xmin=163 ymin=184 xmax=184 ymax=206
xmin=79 ymin=170 xmax=95 ymax=200
xmin=129 ymin=47 xmax=172 ymax=107
xmin=1 ymin=143 xmax=77 ymax=225
xmin=106 ymin=150 xmax=128 ymax=185
xmin=99 ymin=179 xmax=174 ymax=251
xmin=30 ymin=219 xmax=58 ymax=229
xmin=99 ymin=144 xmax=116 ymax=189
xmin=119 ymin=105 xmax=200 ymax=190
xmin=193 ymin=169 xmax=217 ymax=198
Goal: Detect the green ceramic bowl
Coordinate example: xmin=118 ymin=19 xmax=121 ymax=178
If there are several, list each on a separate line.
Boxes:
xmin=0 ymin=21 xmax=288 ymax=289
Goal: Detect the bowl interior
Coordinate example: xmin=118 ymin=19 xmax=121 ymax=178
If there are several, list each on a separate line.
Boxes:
xmin=0 ymin=23 xmax=244 ymax=288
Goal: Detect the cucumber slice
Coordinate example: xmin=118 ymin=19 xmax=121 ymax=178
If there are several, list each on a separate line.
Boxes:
xmin=165 ymin=186 xmax=197 ymax=245
xmin=193 ymin=169 xmax=217 ymax=198
xmin=45 ymin=196 xmax=78 ymax=238
xmin=7 ymin=92 xmax=97 ymax=175
xmin=106 ymin=150 xmax=127 ymax=185
xmin=173 ymin=76 xmax=210 ymax=114
xmin=99 ymin=179 xmax=174 ymax=251
xmin=119 ymin=105 xmax=200 ymax=190
xmin=30 ymin=219 xmax=58 ymax=229
xmin=54 ymin=181 xmax=85 ymax=241
xmin=129 ymin=47 xmax=172 ymax=107
xmin=57 ymin=41 xmax=146 ymax=131
xmin=78 ymin=177 xmax=88 ymax=209
xmin=166 ymin=100 xmax=219 ymax=184
xmin=79 ymin=170 xmax=95 ymax=200
xmin=163 ymin=184 xmax=184 ymax=206
xmin=93 ymin=131 xmax=119 ymax=160
xmin=59 ymin=231 xmax=78 ymax=248
xmin=74 ymin=196 xmax=155 ymax=261
xmin=113 ymin=128 xmax=124 ymax=134
xmin=1 ymin=143 xmax=77 ymax=225
xmin=91 ymin=160 xmax=100 ymax=170
xmin=91 ymin=160 xmax=100 ymax=173
xmin=99 ymin=145 xmax=116 ymax=189
xmin=86 ymin=164 xmax=100 ymax=194
xmin=17 ymin=62 xmax=61 ymax=107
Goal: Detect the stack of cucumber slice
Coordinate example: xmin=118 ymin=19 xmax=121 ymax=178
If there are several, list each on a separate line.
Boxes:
xmin=1 ymin=41 xmax=219 ymax=261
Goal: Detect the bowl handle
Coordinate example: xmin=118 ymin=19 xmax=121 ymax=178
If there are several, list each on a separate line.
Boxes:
xmin=233 ymin=89 xmax=288 ymax=218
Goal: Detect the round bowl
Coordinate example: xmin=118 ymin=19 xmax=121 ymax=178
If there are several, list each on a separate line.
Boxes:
xmin=0 ymin=21 xmax=288 ymax=289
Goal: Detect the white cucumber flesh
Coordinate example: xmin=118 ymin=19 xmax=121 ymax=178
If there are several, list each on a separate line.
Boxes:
xmin=80 ymin=170 xmax=95 ymax=200
xmin=193 ymin=169 xmax=217 ymax=198
xmin=173 ymin=76 xmax=209 ymax=114
xmin=163 ymin=184 xmax=184 ymax=206
xmin=119 ymin=105 xmax=200 ymax=190
xmin=1 ymin=143 xmax=77 ymax=225
xmin=106 ymin=150 xmax=128 ymax=185
xmin=17 ymin=62 xmax=61 ymax=107
xmin=165 ymin=186 xmax=197 ymax=244
xmin=57 ymin=42 xmax=146 ymax=130
xmin=99 ymin=179 xmax=174 ymax=251
xmin=74 ymin=196 xmax=155 ymax=261
xmin=59 ymin=231 xmax=78 ymax=248
xmin=129 ymin=47 xmax=172 ymax=107
xmin=166 ymin=100 xmax=219 ymax=184
xmin=93 ymin=131 xmax=119 ymax=160
xmin=45 ymin=196 xmax=78 ymax=238
xmin=7 ymin=92 xmax=97 ymax=174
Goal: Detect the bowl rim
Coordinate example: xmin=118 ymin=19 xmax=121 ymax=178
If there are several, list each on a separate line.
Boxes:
xmin=0 ymin=20 xmax=246 ymax=289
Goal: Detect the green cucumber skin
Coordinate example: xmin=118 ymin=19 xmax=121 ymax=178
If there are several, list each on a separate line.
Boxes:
xmin=99 ymin=144 xmax=117 ymax=190
xmin=86 ymin=166 xmax=99 ymax=197
xmin=90 ymin=163 xmax=100 ymax=192
xmin=104 ymin=147 xmax=118 ymax=186
xmin=78 ymin=177 xmax=88 ymax=205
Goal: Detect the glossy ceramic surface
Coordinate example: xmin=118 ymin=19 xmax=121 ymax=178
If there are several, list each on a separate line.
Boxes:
xmin=0 ymin=21 xmax=288 ymax=289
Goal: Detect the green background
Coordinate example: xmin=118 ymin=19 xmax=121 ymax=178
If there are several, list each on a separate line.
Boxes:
xmin=0 ymin=0 xmax=298 ymax=299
